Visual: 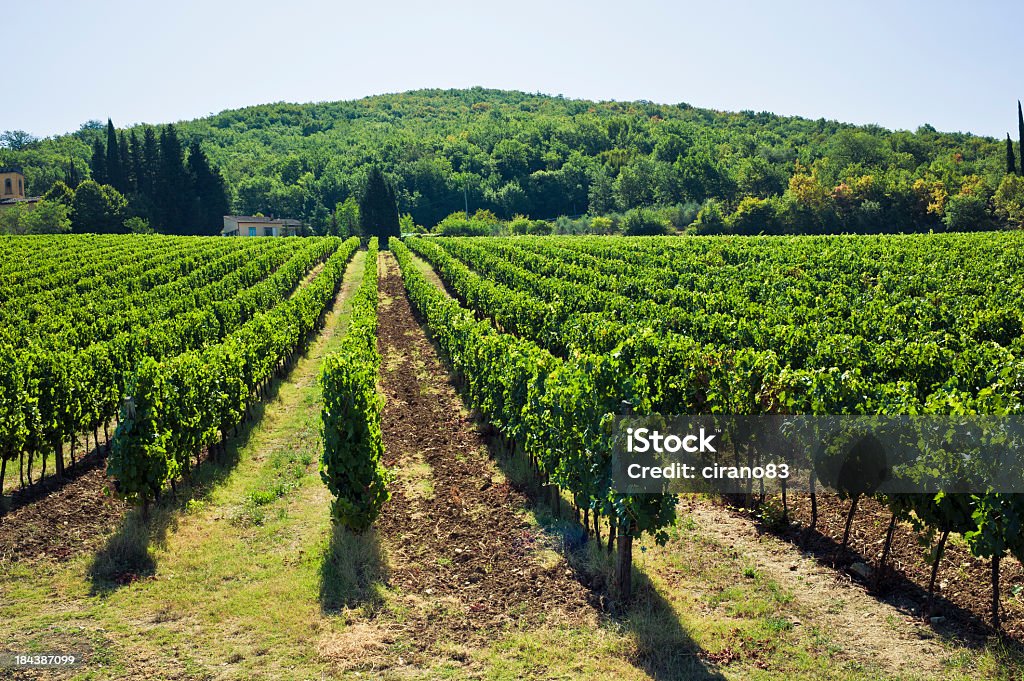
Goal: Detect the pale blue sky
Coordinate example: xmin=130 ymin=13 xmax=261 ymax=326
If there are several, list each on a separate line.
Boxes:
xmin=5 ymin=0 xmax=1023 ymax=139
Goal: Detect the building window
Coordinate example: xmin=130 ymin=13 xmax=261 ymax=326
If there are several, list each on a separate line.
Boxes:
xmin=248 ymin=227 xmax=257 ymax=237
xmin=3 ymin=179 xmax=10 ymax=195
xmin=18 ymin=179 xmax=22 ymax=194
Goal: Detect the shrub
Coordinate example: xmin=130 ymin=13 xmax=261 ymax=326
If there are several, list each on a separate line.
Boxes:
xmin=621 ymin=207 xmax=669 ymax=236
xmin=942 ymin=193 xmax=990 ymax=232
xmin=692 ymin=199 xmax=728 ymax=234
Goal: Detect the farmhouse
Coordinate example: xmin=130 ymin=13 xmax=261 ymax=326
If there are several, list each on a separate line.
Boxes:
xmin=0 ymin=166 xmax=41 ymax=210
xmin=221 ymin=215 xmax=303 ymax=237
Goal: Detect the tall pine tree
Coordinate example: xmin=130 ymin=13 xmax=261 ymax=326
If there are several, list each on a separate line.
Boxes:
xmin=129 ymin=131 xmax=144 ymax=198
xmin=157 ymin=125 xmax=190 ymax=234
xmin=186 ymin=141 xmax=230 ymax=235
xmin=141 ymin=126 xmax=159 ymax=199
xmin=1007 ymin=134 xmax=1017 ymax=175
xmin=65 ymin=159 xmax=81 ymax=189
xmin=1018 ymin=101 xmax=1024 ymax=177
xmin=359 ymin=166 xmax=400 ymax=247
xmin=105 ymin=119 xmax=125 ymax=193
xmin=90 ymin=139 xmax=107 ymax=185
xmin=118 ymin=131 xmax=132 ymax=193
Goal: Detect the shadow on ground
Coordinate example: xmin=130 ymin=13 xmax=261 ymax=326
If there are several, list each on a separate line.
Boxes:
xmin=86 ymin=367 xmax=288 ymax=596
xmin=318 ymin=523 xmax=389 ymax=614
xmin=745 ymin=496 xmax=1024 ymax=653
xmin=1 ymin=438 xmax=110 ymax=516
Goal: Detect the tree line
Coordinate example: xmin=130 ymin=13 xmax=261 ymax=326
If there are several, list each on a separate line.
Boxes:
xmin=84 ymin=119 xmax=229 ymax=234
xmin=1 ymin=120 xmax=229 ymax=235
xmin=3 ymin=88 xmax=1023 ymax=236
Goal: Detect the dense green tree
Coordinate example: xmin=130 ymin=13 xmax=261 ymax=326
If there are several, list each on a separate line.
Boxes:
xmin=432 ymin=210 xmax=495 ymax=236
xmin=359 ymin=166 xmax=400 ymax=244
xmin=994 ymin=174 xmax=1024 ymax=228
xmin=1007 ymin=134 xmax=1017 ymax=175
xmin=726 ymin=196 xmax=783 ymax=235
xmin=235 ymin=175 xmax=276 ymax=215
xmin=42 ymin=180 xmax=74 ymax=207
xmin=21 ymin=201 xmax=72 ymax=234
xmin=118 ymin=131 xmax=132 ymax=192
xmin=129 ymin=131 xmax=143 ymax=194
xmin=493 ymin=138 xmax=531 ymax=180
xmin=123 ymin=215 xmax=152 ymax=233
xmin=0 ymin=130 xmax=39 ymax=150
xmin=105 ymin=119 xmax=125 ymax=193
xmin=78 ymin=119 xmax=104 ymax=133
xmin=677 ymin=151 xmax=732 ymax=203
xmin=89 ymin=139 xmax=107 ymax=185
xmin=64 ymin=159 xmax=81 ymax=188
xmin=943 ymin=192 xmax=990 ymax=232
xmin=736 ymin=156 xmax=787 ymax=198
xmin=614 ymin=158 xmax=657 ymax=209
xmin=692 ymin=198 xmax=728 ymax=234
xmin=157 ymin=125 xmax=191 ymax=233
xmin=0 ymin=200 xmax=70 ymax=234
xmin=71 ymin=180 xmax=127 ymax=233
xmin=187 ymin=141 xmax=230 ymax=235
xmin=621 ymin=207 xmax=669 ymax=235
xmin=587 ymin=168 xmax=616 ymax=215
xmin=331 ymin=196 xmax=359 ymax=237
xmin=140 ymin=126 xmax=159 ymax=198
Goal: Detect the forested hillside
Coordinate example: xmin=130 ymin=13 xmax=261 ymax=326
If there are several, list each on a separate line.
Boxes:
xmin=3 ymin=87 xmax=1023 ymax=235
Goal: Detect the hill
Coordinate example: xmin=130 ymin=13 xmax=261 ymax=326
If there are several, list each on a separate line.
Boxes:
xmin=2 ymin=87 xmax=1021 ymax=234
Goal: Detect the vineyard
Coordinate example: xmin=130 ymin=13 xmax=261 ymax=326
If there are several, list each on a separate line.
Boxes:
xmin=400 ymin=233 xmax=1024 ymax=632
xmin=0 ymin=233 xmax=355 ymax=502
xmin=1 ymin=232 xmax=1024 ymax=679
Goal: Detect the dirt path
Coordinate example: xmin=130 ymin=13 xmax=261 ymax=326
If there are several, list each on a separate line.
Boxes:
xmin=370 ymin=251 xmax=596 ymax=647
xmin=782 ymin=492 xmax=1024 ymax=640
xmin=678 ymin=497 xmax=952 ymax=678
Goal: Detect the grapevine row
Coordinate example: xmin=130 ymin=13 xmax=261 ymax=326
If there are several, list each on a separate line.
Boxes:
xmin=107 ymin=237 xmax=360 ymax=508
xmin=407 ymin=235 xmax=1024 ymax=627
xmin=0 ymin=236 xmax=348 ymax=497
xmin=319 ymin=239 xmax=391 ymax=531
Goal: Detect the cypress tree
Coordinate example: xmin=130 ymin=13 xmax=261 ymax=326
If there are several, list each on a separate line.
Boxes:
xmin=90 ymin=139 xmax=107 ymax=185
xmin=1007 ymin=134 xmax=1017 ymax=175
xmin=359 ymin=166 xmax=400 ymax=247
xmin=65 ymin=159 xmax=81 ymax=189
xmin=187 ymin=141 xmax=230 ymax=235
xmin=129 ymin=131 xmax=144 ymax=197
xmin=118 ymin=131 xmax=132 ymax=193
xmin=1018 ymin=101 xmax=1024 ymax=177
xmin=105 ymin=119 xmax=124 ymax=192
xmin=157 ymin=125 xmax=189 ymax=233
xmin=141 ymin=126 xmax=159 ymax=199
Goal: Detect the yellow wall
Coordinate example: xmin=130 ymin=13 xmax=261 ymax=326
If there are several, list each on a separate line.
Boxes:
xmin=0 ymin=171 xmax=25 ymax=199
